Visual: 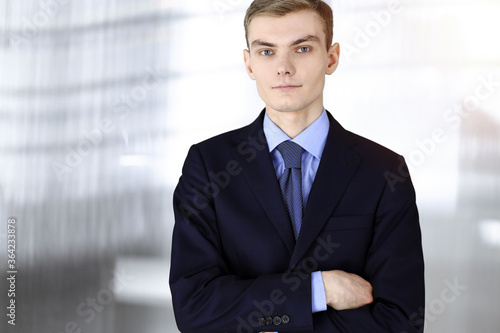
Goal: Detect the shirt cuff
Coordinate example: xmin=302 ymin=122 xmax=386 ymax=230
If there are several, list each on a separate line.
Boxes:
xmin=311 ymin=271 xmax=327 ymax=313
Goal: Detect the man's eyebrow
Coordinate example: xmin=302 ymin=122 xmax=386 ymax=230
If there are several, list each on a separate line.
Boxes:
xmin=250 ymin=35 xmax=321 ymax=49
xmin=291 ymin=35 xmax=321 ymax=46
xmin=251 ymin=39 xmax=276 ymax=48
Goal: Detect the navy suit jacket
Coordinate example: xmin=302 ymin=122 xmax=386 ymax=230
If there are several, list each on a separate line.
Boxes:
xmin=169 ymin=110 xmax=425 ymax=333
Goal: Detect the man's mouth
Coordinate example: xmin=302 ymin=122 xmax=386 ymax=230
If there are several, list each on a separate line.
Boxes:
xmin=273 ymin=85 xmax=302 ymax=91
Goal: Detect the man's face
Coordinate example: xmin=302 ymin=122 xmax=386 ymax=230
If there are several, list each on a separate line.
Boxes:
xmin=244 ymin=10 xmax=339 ymax=116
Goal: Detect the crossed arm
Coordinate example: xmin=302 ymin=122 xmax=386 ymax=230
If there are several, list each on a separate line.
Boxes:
xmin=170 ymin=145 xmax=425 ymax=332
xmin=261 ymin=270 xmax=373 ymax=333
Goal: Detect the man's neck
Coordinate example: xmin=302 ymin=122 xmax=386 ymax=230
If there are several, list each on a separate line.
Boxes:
xmin=266 ymin=106 xmax=323 ymax=139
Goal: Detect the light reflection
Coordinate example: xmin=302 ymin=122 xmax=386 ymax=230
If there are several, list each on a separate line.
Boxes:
xmin=479 ymin=220 xmax=500 ymax=249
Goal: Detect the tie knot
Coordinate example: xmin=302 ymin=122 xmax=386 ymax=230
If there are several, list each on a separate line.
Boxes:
xmin=276 ymin=141 xmax=304 ymax=169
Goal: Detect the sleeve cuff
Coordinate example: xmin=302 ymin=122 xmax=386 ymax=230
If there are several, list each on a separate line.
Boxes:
xmin=311 ymin=271 xmax=327 ymax=313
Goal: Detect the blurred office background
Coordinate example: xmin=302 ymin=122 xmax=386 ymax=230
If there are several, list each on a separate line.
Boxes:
xmin=0 ymin=0 xmax=499 ymax=332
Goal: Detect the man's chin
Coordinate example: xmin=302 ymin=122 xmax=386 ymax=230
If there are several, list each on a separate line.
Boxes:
xmin=266 ymin=104 xmax=304 ymax=114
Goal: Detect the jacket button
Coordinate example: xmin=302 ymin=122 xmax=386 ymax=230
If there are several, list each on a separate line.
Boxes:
xmin=281 ymin=315 xmax=290 ymax=324
xmin=265 ymin=317 xmax=273 ymax=325
xmin=273 ymin=316 xmax=282 ymax=325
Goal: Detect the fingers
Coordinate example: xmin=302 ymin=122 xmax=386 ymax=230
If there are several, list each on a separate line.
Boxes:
xmin=321 ymin=270 xmax=374 ymax=310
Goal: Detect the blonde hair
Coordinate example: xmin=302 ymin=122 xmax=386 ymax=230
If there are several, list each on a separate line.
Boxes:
xmin=244 ymin=0 xmax=334 ymax=50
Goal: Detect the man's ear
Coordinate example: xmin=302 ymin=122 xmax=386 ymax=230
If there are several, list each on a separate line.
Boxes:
xmin=243 ymin=49 xmax=256 ymax=80
xmin=326 ymin=43 xmax=340 ymax=75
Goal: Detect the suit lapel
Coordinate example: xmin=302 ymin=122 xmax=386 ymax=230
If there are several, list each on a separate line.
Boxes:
xmin=290 ymin=112 xmax=361 ymax=268
xmin=232 ymin=111 xmax=296 ymax=254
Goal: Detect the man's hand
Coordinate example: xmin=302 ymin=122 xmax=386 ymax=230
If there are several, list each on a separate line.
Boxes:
xmin=321 ymin=270 xmax=373 ymax=310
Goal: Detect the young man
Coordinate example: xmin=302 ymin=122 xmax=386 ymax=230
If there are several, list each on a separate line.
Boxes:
xmin=169 ymin=1 xmax=425 ymax=332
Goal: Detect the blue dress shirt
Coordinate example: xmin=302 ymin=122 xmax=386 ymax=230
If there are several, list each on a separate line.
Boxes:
xmin=263 ymin=109 xmax=329 ymax=315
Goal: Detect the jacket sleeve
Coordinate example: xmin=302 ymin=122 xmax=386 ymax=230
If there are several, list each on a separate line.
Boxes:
xmin=327 ymin=156 xmax=425 ymax=333
xmin=169 ymin=145 xmax=314 ymax=333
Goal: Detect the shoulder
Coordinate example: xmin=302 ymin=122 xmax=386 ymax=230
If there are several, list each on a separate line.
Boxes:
xmin=349 ymin=131 xmax=406 ymax=181
xmin=335 ymin=124 xmax=415 ymax=196
xmin=194 ymin=112 xmax=265 ymax=154
xmin=348 ymin=130 xmax=399 ymax=161
xmin=194 ymin=124 xmax=253 ymax=155
xmin=327 ymin=112 xmax=401 ymax=168
xmin=181 ymin=115 xmax=264 ymax=171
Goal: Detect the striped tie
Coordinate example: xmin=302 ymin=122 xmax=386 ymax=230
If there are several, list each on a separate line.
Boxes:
xmin=276 ymin=141 xmax=305 ymax=239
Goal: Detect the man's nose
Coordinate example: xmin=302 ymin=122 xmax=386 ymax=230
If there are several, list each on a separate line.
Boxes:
xmin=276 ymin=54 xmax=295 ymax=76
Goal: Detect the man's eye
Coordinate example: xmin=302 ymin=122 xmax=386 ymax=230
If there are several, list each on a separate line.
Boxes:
xmin=260 ymin=50 xmax=273 ymax=56
xmin=298 ymin=47 xmax=310 ymax=53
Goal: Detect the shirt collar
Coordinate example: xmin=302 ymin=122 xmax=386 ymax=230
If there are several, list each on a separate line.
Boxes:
xmin=263 ymin=109 xmax=330 ymax=160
